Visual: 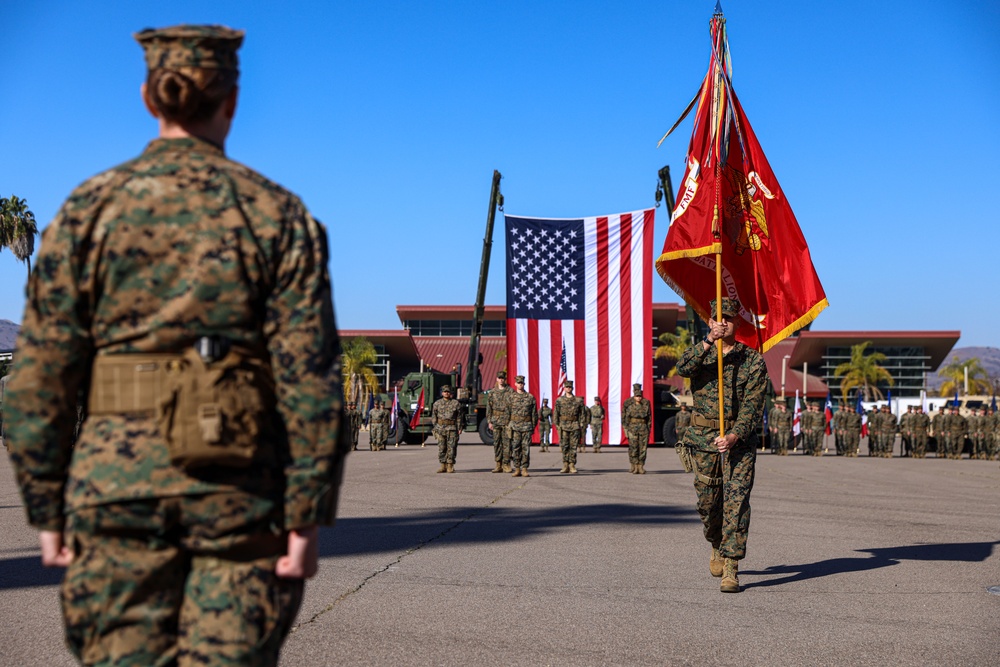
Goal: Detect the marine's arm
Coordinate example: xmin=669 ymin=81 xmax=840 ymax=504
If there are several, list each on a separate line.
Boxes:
xmin=728 ymin=350 xmax=768 ymax=445
xmin=5 ymin=196 xmax=95 ymax=532
xmin=263 ymin=204 xmax=346 ymax=532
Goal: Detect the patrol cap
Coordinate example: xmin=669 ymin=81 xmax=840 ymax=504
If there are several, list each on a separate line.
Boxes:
xmin=441 ymin=385 xmax=452 ymax=394
xmin=542 ymin=398 xmax=549 ymax=403
xmin=514 ymin=375 xmax=525 ymax=384
xmin=708 ymin=297 xmax=740 ymax=320
xmin=594 ymin=396 xmax=601 ymax=401
xmin=496 ymin=370 xmax=507 ymax=379
xmin=632 ymin=383 xmax=642 ymax=393
xmin=563 ymin=380 xmax=574 ymax=389
xmin=135 ymin=24 xmax=244 ymax=71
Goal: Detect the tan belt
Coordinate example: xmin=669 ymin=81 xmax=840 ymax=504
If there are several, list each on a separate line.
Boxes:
xmin=690 ymin=413 xmax=727 ymax=429
xmin=437 ymin=419 xmax=456 ymax=426
xmin=88 ymin=353 xmax=184 ymax=415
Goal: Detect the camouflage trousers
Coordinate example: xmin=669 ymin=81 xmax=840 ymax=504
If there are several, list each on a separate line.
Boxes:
xmin=369 ymin=425 xmax=383 ymax=450
xmin=351 ymin=426 xmax=360 ymax=448
xmin=509 ymin=429 xmax=532 ymax=470
xmin=61 ymin=493 xmax=302 ymax=667
xmin=590 ymin=423 xmax=603 ymax=452
xmin=691 ymin=444 xmax=756 ymax=560
xmin=844 ymin=431 xmax=860 ymax=456
xmin=559 ymin=427 xmax=580 ymax=465
xmin=436 ymin=429 xmax=458 ymax=464
xmin=805 ymin=430 xmax=823 ymax=456
xmin=539 ymin=426 xmax=551 ymax=451
xmin=773 ymin=430 xmax=791 ymax=455
xmin=492 ymin=424 xmax=511 ymax=465
xmin=911 ymin=432 xmax=928 ymax=457
xmin=626 ymin=428 xmax=649 ymax=464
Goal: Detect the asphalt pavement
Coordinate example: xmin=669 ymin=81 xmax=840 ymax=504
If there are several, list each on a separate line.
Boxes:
xmin=2 ymin=434 xmax=999 ymax=666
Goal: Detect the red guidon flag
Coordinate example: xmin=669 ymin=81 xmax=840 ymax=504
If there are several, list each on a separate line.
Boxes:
xmin=655 ymin=9 xmax=827 ymax=352
xmin=409 ymin=387 xmax=424 ymax=430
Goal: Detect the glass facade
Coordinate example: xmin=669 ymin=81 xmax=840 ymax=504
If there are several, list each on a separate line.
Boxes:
xmin=403 ymin=319 xmax=506 ymax=337
xmin=820 ymin=345 xmax=932 ymax=398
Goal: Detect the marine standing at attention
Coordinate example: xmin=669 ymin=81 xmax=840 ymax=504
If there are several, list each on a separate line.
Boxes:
xmin=4 ymin=24 xmax=347 ymax=666
xmin=431 ymin=385 xmax=462 ymax=473
xmin=676 ymin=298 xmax=767 ymax=594
xmin=538 ymin=398 xmax=553 ymax=452
xmin=507 ymin=375 xmax=538 ymax=477
xmin=622 ymin=384 xmax=652 ymax=474
xmin=554 ymin=380 xmax=585 ymax=474
xmin=589 ymin=397 xmax=605 ymax=453
xmin=486 ymin=370 xmax=513 ymax=472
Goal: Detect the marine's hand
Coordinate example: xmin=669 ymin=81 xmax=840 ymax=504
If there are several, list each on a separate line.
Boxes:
xmin=276 ymin=525 xmax=319 ymax=579
xmin=39 ymin=530 xmax=73 ymax=567
xmin=714 ymin=433 xmax=738 ymax=453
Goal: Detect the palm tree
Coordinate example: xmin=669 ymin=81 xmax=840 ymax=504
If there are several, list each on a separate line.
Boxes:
xmin=0 ymin=195 xmax=38 ymax=277
xmin=938 ymin=355 xmax=991 ymax=397
xmin=833 ymin=341 xmax=894 ymax=402
xmin=655 ymin=326 xmax=693 ymax=392
xmin=341 ymin=336 xmax=381 ymax=406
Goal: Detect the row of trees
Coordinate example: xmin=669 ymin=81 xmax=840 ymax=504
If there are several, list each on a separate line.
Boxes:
xmin=0 ymin=195 xmax=38 ymax=278
xmin=655 ymin=328 xmax=993 ymax=401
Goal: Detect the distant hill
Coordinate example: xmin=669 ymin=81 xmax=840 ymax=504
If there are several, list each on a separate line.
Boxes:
xmin=0 ymin=319 xmax=18 ymax=349
xmin=927 ymin=346 xmax=1000 ymax=395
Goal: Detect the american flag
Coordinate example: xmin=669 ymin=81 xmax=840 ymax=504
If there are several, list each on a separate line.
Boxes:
xmin=504 ymin=209 xmax=655 ymax=445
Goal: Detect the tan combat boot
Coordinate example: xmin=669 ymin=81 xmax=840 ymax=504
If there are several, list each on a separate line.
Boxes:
xmin=502 ymin=464 xmax=512 ymax=473
xmin=629 ymin=462 xmax=636 ymax=474
xmin=560 ymin=463 xmax=569 ymax=473
xmin=436 ymin=463 xmax=447 ymax=473
xmin=637 ymin=463 xmax=646 ymax=474
xmin=521 ymin=468 xmax=529 ymax=477
xmin=512 ymin=468 xmax=521 ymax=477
xmin=720 ymin=558 xmax=740 ymax=593
xmin=709 ymin=547 xmax=724 ymax=577
xmin=569 ymin=463 xmax=578 ymax=474
xmin=492 ymin=462 xmax=503 ymax=473
xmin=447 ymin=463 xmax=455 ymax=473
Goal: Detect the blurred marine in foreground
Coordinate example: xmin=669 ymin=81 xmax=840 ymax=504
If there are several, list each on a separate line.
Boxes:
xmin=4 ymin=24 xmax=348 ymax=666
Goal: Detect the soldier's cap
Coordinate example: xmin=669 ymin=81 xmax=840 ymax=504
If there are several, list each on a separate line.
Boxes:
xmin=708 ymin=297 xmax=740 ymax=320
xmin=632 ymin=383 xmax=642 ymax=392
xmin=440 ymin=385 xmax=452 ymax=394
xmin=563 ymin=380 xmax=574 ymax=388
xmin=542 ymin=398 xmax=549 ymax=403
xmin=496 ymin=370 xmax=507 ymax=379
xmin=594 ymin=396 xmax=601 ymax=401
xmin=134 ymin=24 xmax=244 ymax=72
xmin=514 ymin=375 xmax=525 ymax=384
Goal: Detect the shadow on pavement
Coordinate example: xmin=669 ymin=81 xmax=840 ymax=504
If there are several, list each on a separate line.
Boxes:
xmin=0 ymin=555 xmax=65 ymax=591
xmin=741 ymin=540 xmax=1000 ymax=589
xmin=318 ymin=502 xmax=699 ymax=558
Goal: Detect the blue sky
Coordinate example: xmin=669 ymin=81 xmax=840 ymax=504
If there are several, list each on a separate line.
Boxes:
xmin=2 ymin=1 xmax=998 ymax=348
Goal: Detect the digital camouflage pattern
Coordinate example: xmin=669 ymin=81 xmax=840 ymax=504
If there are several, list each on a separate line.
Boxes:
xmin=135 ymin=25 xmax=243 ymax=71
xmin=431 ymin=397 xmax=462 ymax=465
xmin=842 ymin=409 xmax=861 ymax=457
xmin=553 ymin=393 xmax=586 ymax=466
xmin=910 ymin=409 xmax=930 ymax=458
xmin=368 ymin=405 xmax=387 ymax=451
xmin=589 ymin=401 xmax=605 ymax=451
xmin=62 ymin=493 xmax=302 ymax=667
xmin=676 ymin=340 xmax=766 ymax=561
xmin=5 ymin=136 xmax=346 ymax=533
xmin=538 ymin=403 xmax=552 ymax=451
xmin=507 ymin=390 xmax=538 ymax=470
xmin=486 ymin=385 xmax=512 ymax=465
xmin=769 ymin=405 xmax=792 ymax=455
xmin=621 ymin=395 xmax=651 ymax=465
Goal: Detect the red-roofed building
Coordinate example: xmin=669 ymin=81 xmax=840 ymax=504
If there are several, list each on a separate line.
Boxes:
xmin=342 ymin=304 xmax=959 ymax=403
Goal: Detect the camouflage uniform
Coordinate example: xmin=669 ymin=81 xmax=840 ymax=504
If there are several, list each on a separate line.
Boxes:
xmin=578 ymin=398 xmax=592 ymax=453
xmin=843 ymin=409 xmax=862 ymax=457
xmin=987 ymin=409 xmax=999 ymax=460
xmin=431 ymin=388 xmax=462 ymax=471
xmin=553 ymin=382 xmax=586 ymax=473
xmin=910 ymin=408 xmax=930 ymax=458
xmin=931 ymin=407 xmax=947 ymax=457
xmin=588 ymin=399 xmax=605 ymax=452
xmin=348 ymin=404 xmax=362 ymax=450
xmin=538 ymin=401 xmax=552 ymax=451
xmin=769 ymin=404 xmax=792 ymax=455
xmin=675 ymin=331 xmax=767 ymax=563
xmin=946 ymin=409 xmax=968 ymax=460
xmin=803 ymin=404 xmax=824 ymax=456
xmin=622 ymin=385 xmax=652 ymax=473
xmin=899 ymin=407 xmax=914 ymax=457
xmin=368 ymin=403 xmax=387 ymax=451
xmin=969 ymin=409 xmax=987 ymax=459
xmin=507 ymin=377 xmax=538 ymax=475
xmin=675 ymin=406 xmax=693 ymax=464
xmin=4 ymin=24 xmax=347 ymax=667
xmin=486 ymin=373 xmax=512 ymax=471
